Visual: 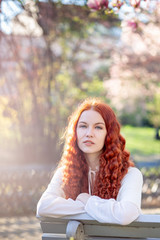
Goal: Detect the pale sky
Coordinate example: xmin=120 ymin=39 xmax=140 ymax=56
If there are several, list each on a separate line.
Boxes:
xmin=0 ymin=0 xmax=22 ymax=34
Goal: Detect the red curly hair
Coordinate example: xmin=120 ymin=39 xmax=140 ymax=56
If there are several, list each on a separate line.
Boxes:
xmin=59 ymin=98 xmax=134 ymax=200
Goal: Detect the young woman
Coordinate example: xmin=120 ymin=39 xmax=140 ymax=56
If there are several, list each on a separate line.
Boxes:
xmin=37 ymin=98 xmax=143 ymax=225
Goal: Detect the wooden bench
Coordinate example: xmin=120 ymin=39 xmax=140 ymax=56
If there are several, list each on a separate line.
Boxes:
xmin=38 ymin=213 xmax=160 ymax=240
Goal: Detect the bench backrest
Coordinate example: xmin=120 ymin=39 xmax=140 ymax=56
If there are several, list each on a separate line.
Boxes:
xmin=38 ymin=213 xmax=160 ymax=240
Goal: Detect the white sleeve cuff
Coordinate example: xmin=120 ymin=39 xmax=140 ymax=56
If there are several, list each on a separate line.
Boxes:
xmin=85 ymin=196 xmax=141 ymax=225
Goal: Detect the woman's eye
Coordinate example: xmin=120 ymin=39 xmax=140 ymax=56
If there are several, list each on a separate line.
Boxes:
xmin=95 ymin=126 xmax=103 ymax=130
xmin=79 ymin=125 xmax=87 ymax=128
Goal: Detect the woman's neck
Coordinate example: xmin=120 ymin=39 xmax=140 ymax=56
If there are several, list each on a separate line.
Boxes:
xmin=84 ymin=152 xmax=100 ymax=171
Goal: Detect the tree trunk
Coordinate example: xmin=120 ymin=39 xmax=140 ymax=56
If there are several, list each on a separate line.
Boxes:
xmin=155 ymin=127 xmax=160 ymax=140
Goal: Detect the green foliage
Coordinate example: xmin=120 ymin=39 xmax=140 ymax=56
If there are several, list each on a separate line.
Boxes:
xmin=80 ymin=77 xmax=106 ymax=99
xmin=121 ymin=125 xmax=160 ymax=156
xmin=147 ymin=93 xmax=160 ymax=128
xmin=141 ymin=167 xmax=160 ymax=177
xmin=0 ymin=97 xmax=19 ymax=145
xmin=120 ymin=111 xmax=143 ymax=126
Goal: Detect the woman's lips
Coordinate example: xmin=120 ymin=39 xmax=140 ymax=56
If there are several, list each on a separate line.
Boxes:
xmin=83 ymin=140 xmax=94 ymax=145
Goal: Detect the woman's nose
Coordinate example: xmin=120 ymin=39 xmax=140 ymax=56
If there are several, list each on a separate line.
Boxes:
xmin=86 ymin=127 xmax=94 ymax=137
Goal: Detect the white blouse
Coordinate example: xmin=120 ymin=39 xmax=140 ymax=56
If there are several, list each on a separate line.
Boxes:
xmin=88 ymin=166 xmax=99 ymax=195
xmin=37 ymin=167 xmax=143 ymax=225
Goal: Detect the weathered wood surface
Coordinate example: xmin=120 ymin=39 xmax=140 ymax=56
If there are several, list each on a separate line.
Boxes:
xmin=38 ymin=213 xmax=160 ymax=240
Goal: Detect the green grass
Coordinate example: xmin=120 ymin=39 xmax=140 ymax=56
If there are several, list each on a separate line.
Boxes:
xmin=121 ymin=125 xmax=160 ymax=156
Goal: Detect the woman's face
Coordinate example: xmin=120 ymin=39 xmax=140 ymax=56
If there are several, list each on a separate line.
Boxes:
xmin=76 ymin=109 xmax=107 ymax=157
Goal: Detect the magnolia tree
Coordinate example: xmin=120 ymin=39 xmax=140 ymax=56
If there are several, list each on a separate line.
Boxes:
xmin=0 ymin=0 xmax=158 ymax=31
xmin=87 ymin=0 xmax=160 ymax=29
xmin=87 ymin=0 xmax=144 ymax=10
xmin=0 ymin=0 xmax=155 ymax=14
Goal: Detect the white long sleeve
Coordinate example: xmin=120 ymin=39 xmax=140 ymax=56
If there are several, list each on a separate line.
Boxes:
xmin=37 ymin=167 xmax=85 ymax=218
xmin=85 ymin=167 xmax=143 ymax=225
xmin=37 ymin=166 xmax=143 ymax=225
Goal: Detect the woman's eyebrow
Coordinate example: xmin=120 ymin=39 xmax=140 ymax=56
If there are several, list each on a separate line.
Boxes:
xmin=95 ymin=122 xmax=105 ymax=125
xmin=78 ymin=121 xmax=105 ymax=125
xmin=78 ymin=121 xmax=87 ymax=124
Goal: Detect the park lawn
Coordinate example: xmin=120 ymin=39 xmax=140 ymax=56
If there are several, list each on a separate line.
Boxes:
xmin=121 ymin=125 xmax=160 ymax=156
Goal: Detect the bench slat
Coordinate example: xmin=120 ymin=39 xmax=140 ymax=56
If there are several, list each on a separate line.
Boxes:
xmin=87 ymin=238 xmax=160 ymax=240
xmin=42 ymin=233 xmax=66 ymax=240
xmin=41 ymin=235 xmax=160 ymax=240
xmin=84 ymin=224 xmax=160 ymax=238
xmin=39 ymin=214 xmax=160 ymax=226
xmin=40 ymin=222 xmax=67 ymax=234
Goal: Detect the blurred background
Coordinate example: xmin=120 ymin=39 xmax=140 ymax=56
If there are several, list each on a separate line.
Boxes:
xmin=0 ymin=0 xmax=160 ymax=229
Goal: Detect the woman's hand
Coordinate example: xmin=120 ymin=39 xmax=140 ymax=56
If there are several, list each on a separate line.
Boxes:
xmin=76 ymin=193 xmax=91 ymax=205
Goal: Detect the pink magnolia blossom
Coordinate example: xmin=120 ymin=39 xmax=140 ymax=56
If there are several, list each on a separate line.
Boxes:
xmin=127 ymin=20 xmax=138 ymax=31
xmin=87 ymin=0 xmax=109 ymax=10
xmin=130 ymin=0 xmax=141 ymax=8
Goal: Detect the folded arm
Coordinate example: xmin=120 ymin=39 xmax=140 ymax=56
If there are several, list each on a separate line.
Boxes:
xmin=37 ymin=167 xmax=143 ymax=225
xmin=84 ymin=167 xmax=143 ymax=225
xmin=36 ymin=167 xmax=86 ymax=218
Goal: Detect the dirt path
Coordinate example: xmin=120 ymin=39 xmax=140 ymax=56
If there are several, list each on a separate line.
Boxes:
xmin=0 ymin=216 xmax=41 ymax=240
xmin=0 ymin=209 xmax=160 ymax=240
xmin=142 ymin=208 xmax=160 ymax=214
